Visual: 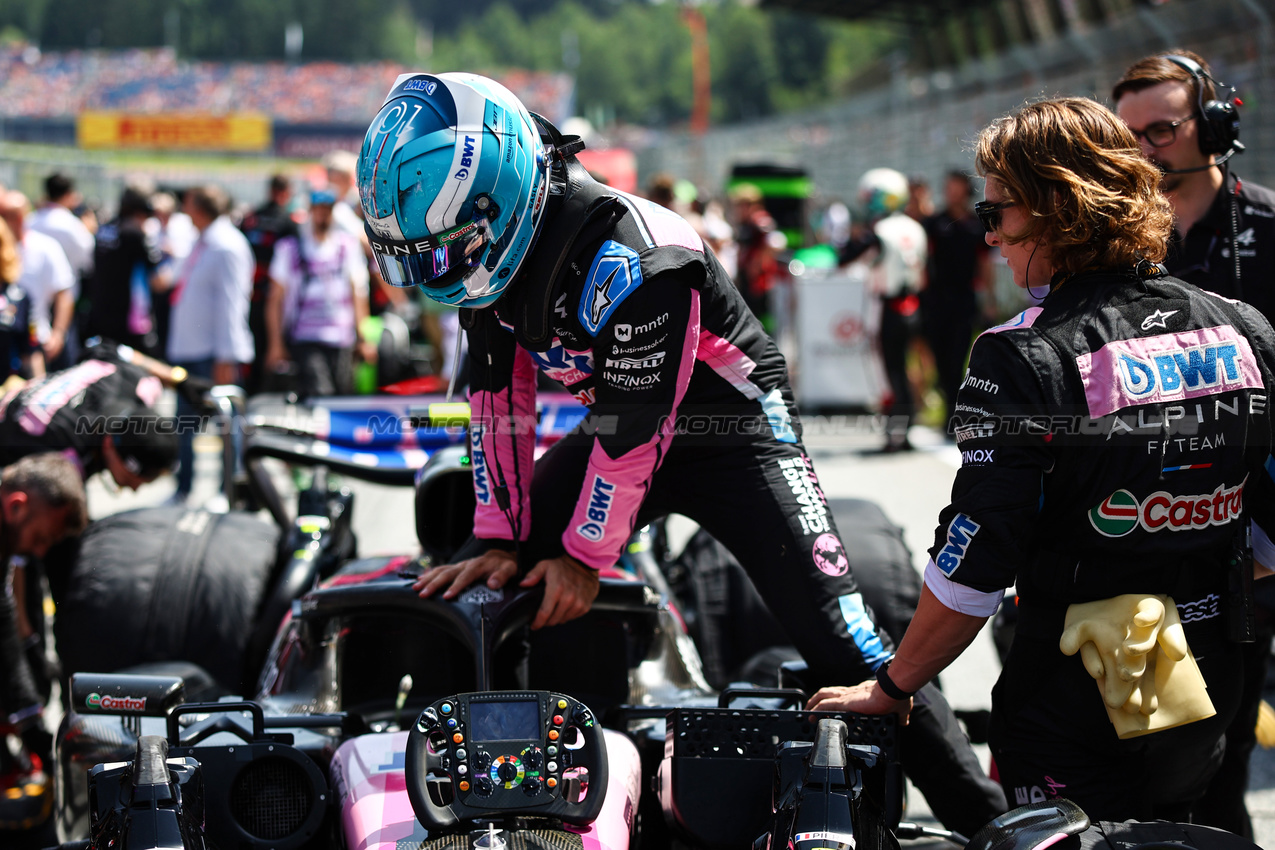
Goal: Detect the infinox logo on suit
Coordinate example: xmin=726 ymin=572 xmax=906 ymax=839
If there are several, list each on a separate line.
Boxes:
xmin=1088 ymin=478 xmax=1245 ymax=537
xmin=1076 ymin=325 xmax=1262 ymax=418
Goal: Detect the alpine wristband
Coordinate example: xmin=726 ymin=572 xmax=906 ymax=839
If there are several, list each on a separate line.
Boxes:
xmin=875 ymin=661 xmax=916 ymax=700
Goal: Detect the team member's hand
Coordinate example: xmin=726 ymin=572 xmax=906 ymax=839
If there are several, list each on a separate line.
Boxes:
xmin=806 ymin=680 xmax=913 ymax=725
xmin=520 ymin=555 xmax=600 ymax=630
xmin=413 ymin=549 xmax=518 ymax=600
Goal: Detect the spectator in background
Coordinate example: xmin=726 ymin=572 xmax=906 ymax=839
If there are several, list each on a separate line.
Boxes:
xmin=167 ymin=185 xmax=254 ymax=505
xmin=646 ymin=173 xmax=677 ymax=211
xmin=0 ymin=218 xmax=41 ymax=383
xmin=27 ymin=173 xmax=95 ymax=369
xmin=149 ymin=191 xmax=197 ymax=352
xmin=921 ymin=171 xmax=992 ymax=432
xmin=0 ymin=191 xmax=74 ymax=372
xmin=905 ymin=174 xmax=935 ymax=221
xmin=322 ymin=149 xmax=364 ymax=238
xmin=840 ymin=168 xmax=927 ymax=453
xmin=266 ymin=189 xmax=371 ymax=398
xmin=240 ymin=174 xmax=298 ymax=394
xmin=85 ymin=186 xmax=162 ymax=356
xmin=731 ymin=184 xmax=782 ymax=328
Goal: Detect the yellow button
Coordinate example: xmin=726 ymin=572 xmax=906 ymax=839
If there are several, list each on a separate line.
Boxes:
xmin=557 ymin=699 xmax=567 ymax=709
xmin=459 ymin=780 xmax=471 ymax=792
xmin=453 ymin=733 xmax=464 ymax=743
xmin=546 ymin=777 xmax=557 ymax=789
xmin=548 ymin=730 xmax=559 ymax=741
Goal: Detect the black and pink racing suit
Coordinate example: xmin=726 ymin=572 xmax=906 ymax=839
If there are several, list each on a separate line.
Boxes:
xmin=459 ymin=159 xmax=1006 ymax=836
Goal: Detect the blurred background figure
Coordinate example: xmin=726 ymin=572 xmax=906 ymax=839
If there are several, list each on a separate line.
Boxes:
xmin=166 ymin=184 xmax=254 ymax=506
xmin=731 ymin=183 xmax=782 ymax=328
xmin=85 ymin=185 xmax=161 ymax=357
xmin=904 ymin=174 xmax=934 ymax=221
xmin=27 ymin=173 xmax=94 ymax=369
xmin=841 ymin=168 xmax=927 ymax=452
xmin=266 ymin=188 xmax=371 ymax=398
xmin=0 ymin=217 xmax=41 ymax=383
xmin=240 ymin=173 xmax=298 ymax=394
xmin=0 ymin=191 xmax=74 ymax=377
xmin=646 ymin=172 xmax=677 ymax=210
xmin=148 ymin=190 xmax=197 ymax=355
xmin=921 ymin=170 xmax=992 ymax=434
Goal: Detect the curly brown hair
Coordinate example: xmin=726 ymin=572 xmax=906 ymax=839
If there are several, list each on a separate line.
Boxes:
xmin=974 ymin=97 xmax=1173 ymax=277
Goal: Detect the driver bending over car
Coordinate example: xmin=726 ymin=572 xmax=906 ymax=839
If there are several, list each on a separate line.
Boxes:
xmin=808 ymin=97 xmax=1275 ymax=824
xmin=357 ymin=72 xmax=1006 ymax=838
xmin=0 ymin=453 xmax=86 ymax=827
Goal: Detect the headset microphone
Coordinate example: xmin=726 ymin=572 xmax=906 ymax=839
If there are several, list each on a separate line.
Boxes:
xmin=1161 ymin=144 xmax=1244 ymax=174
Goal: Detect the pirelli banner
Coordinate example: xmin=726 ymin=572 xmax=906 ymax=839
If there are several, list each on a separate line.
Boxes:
xmin=77 ymin=112 xmax=272 ymax=151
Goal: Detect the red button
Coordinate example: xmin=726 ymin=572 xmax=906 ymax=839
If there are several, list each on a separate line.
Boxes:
xmin=548 ymin=730 xmax=559 ymax=741
xmin=453 ymin=733 xmax=464 ymax=743
xmin=546 ymin=777 xmax=558 ymax=788
xmin=459 ymin=780 xmax=471 ymax=792
xmin=553 ymin=715 xmax=563 ymax=725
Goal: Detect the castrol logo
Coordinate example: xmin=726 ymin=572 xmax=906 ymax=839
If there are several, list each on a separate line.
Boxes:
xmin=85 ymin=692 xmax=148 ymax=712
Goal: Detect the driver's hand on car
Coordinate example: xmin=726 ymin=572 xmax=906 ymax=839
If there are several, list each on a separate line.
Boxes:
xmin=413 ymin=550 xmax=600 ymax=630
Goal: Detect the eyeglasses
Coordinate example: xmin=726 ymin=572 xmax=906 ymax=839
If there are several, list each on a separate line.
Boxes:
xmin=1127 ymin=116 xmax=1196 ymax=148
xmin=974 ymin=200 xmax=1016 ymax=234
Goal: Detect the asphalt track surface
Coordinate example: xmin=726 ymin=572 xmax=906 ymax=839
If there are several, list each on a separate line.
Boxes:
xmin=81 ymin=423 xmax=1275 ymax=848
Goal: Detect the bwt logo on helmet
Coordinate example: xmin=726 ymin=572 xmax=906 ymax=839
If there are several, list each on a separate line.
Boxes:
xmin=85 ymin=692 xmax=147 ymax=712
xmin=575 ymin=475 xmax=616 ymax=542
xmin=1088 ymin=478 xmax=1245 ymax=537
xmin=454 ymin=136 xmax=477 ymax=181
xmin=402 ymin=79 xmax=438 ymax=95
xmin=936 ymin=513 xmax=980 ymax=576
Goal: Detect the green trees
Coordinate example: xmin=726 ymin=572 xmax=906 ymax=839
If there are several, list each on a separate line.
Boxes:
xmin=0 ymin=0 xmax=899 ymax=127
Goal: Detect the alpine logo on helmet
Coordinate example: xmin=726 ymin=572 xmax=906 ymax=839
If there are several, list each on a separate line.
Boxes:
xmin=356 ymin=72 xmax=552 ymax=308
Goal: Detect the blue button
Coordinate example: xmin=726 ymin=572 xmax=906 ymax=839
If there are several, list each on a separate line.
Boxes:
xmin=447 ymin=718 xmax=457 ymax=728
xmin=441 ymin=703 xmax=453 ymax=715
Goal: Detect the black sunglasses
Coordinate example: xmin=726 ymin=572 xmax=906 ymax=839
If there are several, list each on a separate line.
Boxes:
xmin=974 ymin=200 xmax=1016 ymax=234
xmin=1127 ymin=115 xmax=1195 ymax=148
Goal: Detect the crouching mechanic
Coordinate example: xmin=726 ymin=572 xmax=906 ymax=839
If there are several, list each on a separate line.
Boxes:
xmin=0 ymin=453 xmax=87 ymax=827
xmin=0 ymin=340 xmax=182 ymax=489
xmin=358 ymin=72 xmax=1006 ymax=837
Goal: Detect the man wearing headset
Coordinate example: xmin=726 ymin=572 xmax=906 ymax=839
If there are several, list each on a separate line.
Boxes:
xmin=1114 ymin=50 xmax=1275 ymax=839
xmin=357 ymin=72 xmax=1006 ymax=838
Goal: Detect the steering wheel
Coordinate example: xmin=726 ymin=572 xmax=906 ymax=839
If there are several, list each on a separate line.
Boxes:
xmin=405 ymin=691 xmax=608 ymax=828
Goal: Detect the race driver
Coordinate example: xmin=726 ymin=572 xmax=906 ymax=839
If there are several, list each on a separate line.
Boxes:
xmin=357 ymin=71 xmax=1006 ymax=836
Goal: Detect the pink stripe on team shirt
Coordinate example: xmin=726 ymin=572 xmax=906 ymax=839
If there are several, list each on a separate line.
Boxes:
xmin=615 ymin=190 xmax=705 ymax=252
xmin=564 ymin=291 xmax=701 ymax=568
xmin=978 ymin=306 xmax=1042 ymax=338
xmin=697 ymin=331 xmax=762 ymax=400
xmin=1077 ymin=324 xmax=1263 ymax=418
xmin=18 ymin=360 xmax=117 ymax=436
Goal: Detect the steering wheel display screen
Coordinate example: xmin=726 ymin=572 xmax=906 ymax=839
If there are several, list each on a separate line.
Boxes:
xmin=469 ymin=699 xmax=540 ymax=741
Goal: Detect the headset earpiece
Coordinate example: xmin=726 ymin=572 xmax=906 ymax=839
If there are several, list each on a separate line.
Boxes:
xmin=1162 ymin=54 xmax=1240 ymax=157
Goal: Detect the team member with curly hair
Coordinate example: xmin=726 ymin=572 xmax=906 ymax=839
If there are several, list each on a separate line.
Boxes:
xmin=808 ymin=97 xmax=1275 ymax=822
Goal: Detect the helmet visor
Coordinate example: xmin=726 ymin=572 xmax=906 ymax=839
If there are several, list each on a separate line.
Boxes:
xmin=366 ymin=218 xmax=490 ymax=290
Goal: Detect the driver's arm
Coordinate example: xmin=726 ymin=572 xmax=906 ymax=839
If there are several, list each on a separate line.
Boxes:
xmin=466 ymin=308 xmax=536 ymax=551
xmin=561 ymin=273 xmax=698 ymax=569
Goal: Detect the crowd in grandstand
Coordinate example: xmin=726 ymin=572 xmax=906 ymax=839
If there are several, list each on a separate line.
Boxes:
xmin=0 ymin=45 xmax=574 ymax=124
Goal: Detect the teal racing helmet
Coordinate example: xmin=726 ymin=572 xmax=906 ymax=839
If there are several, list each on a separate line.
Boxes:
xmin=358 ymin=73 xmax=550 ymax=308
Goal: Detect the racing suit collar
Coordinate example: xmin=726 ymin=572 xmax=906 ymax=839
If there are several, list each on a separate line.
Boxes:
xmin=499 ymin=157 xmax=624 ymax=350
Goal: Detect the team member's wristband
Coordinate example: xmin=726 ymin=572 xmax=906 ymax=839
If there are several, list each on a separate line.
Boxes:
xmin=875 ymin=661 xmax=917 ymax=701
